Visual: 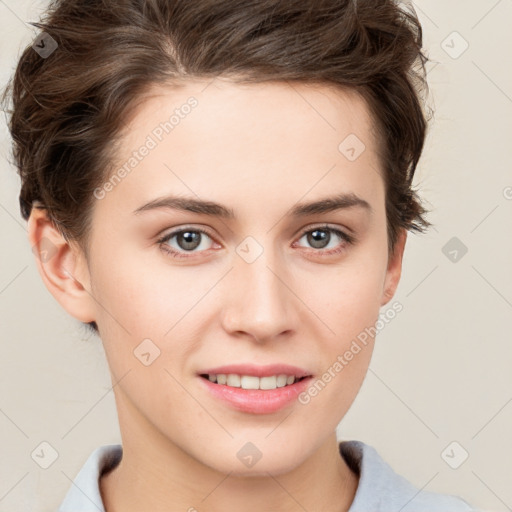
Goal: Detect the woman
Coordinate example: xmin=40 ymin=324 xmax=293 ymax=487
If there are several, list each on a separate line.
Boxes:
xmin=4 ymin=0 xmax=479 ymax=510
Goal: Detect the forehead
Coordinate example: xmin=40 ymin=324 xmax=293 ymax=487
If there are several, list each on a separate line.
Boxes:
xmin=94 ymin=78 xmax=384 ymax=222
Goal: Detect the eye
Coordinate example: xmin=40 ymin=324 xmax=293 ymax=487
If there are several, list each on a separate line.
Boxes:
xmin=157 ymin=227 xmax=217 ymax=259
xmin=294 ymin=225 xmax=354 ymax=256
xmin=157 ymin=224 xmax=355 ymax=260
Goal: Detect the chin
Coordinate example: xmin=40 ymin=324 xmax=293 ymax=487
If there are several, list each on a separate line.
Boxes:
xmin=197 ymin=441 xmax=306 ymax=477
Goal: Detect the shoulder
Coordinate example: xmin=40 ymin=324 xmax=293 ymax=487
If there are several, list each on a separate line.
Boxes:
xmin=339 ymin=440 xmax=480 ymax=512
xmin=58 ymin=444 xmax=122 ymax=512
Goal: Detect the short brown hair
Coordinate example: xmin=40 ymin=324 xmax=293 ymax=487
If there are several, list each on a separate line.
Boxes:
xmin=3 ymin=0 xmax=432 ymax=333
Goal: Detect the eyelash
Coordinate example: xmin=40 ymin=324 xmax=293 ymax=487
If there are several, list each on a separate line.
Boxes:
xmin=157 ymin=224 xmax=355 ymax=260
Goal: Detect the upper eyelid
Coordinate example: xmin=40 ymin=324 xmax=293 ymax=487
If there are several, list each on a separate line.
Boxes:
xmin=159 ymin=225 xmax=215 ymax=241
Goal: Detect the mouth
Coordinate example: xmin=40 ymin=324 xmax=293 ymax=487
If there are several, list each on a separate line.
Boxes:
xmin=196 ymin=365 xmax=314 ymax=414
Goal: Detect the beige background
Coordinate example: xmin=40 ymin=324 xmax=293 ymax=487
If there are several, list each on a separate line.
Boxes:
xmin=1 ymin=1 xmax=511 ymax=511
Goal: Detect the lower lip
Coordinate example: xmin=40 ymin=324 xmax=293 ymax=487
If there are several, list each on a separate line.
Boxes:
xmin=198 ymin=376 xmax=313 ymax=414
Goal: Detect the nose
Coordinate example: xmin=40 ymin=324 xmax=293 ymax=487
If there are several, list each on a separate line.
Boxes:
xmin=221 ymin=246 xmax=298 ymax=343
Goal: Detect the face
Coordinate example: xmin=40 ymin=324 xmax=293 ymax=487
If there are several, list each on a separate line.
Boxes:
xmin=31 ymin=78 xmax=405 ymax=476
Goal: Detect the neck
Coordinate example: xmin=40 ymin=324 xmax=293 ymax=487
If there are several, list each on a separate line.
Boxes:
xmin=100 ymin=392 xmax=359 ymax=512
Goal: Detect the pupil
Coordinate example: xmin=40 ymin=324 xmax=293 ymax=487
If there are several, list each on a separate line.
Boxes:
xmin=308 ymin=229 xmax=329 ymax=249
xmin=179 ymin=231 xmax=201 ymax=250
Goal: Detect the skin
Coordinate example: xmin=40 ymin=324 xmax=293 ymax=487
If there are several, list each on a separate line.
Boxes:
xmin=28 ymin=78 xmax=406 ymax=512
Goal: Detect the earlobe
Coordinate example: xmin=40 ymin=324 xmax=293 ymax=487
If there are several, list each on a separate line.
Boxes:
xmin=27 ymin=206 xmax=96 ymax=324
xmin=381 ymin=229 xmax=407 ymax=306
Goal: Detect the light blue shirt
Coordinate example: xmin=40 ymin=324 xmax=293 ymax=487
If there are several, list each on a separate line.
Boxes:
xmin=58 ymin=440 xmax=479 ymax=511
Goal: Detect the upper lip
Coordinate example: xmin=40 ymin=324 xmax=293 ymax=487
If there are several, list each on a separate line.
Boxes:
xmin=198 ymin=364 xmax=312 ymax=379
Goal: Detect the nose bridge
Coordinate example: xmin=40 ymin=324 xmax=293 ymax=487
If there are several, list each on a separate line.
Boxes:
xmin=222 ymin=237 xmax=295 ymax=341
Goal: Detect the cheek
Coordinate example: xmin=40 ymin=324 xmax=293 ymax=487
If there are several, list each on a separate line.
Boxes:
xmin=302 ymin=256 xmax=387 ymax=339
xmin=91 ymin=243 xmax=199 ymax=335
xmin=90 ymin=252 xmax=201 ymax=421
xmin=296 ymin=268 xmax=381 ymax=423
xmin=89 ymin=244 xmax=219 ymax=390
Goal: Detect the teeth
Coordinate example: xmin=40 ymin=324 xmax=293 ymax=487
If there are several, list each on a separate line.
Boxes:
xmin=259 ymin=376 xmax=277 ymax=390
xmin=241 ymin=375 xmax=260 ymax=389
xmin=276 ymin=375 xmax=288 ymax=387
xmin=226 ymin=374 xmax=241 ymax=387
xmin=206 ymin=373 xmax=301 ymax=390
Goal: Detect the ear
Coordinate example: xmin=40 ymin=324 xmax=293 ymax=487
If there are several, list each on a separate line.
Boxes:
xmin=380 ymin=228 xmax=407 ymax=306
xmin=27 ymin=205 xmax=97 ymax=324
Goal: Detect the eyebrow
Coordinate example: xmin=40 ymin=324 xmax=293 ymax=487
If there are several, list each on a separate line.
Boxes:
xmin=133 ymin=192 xmax=373 ymax=218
